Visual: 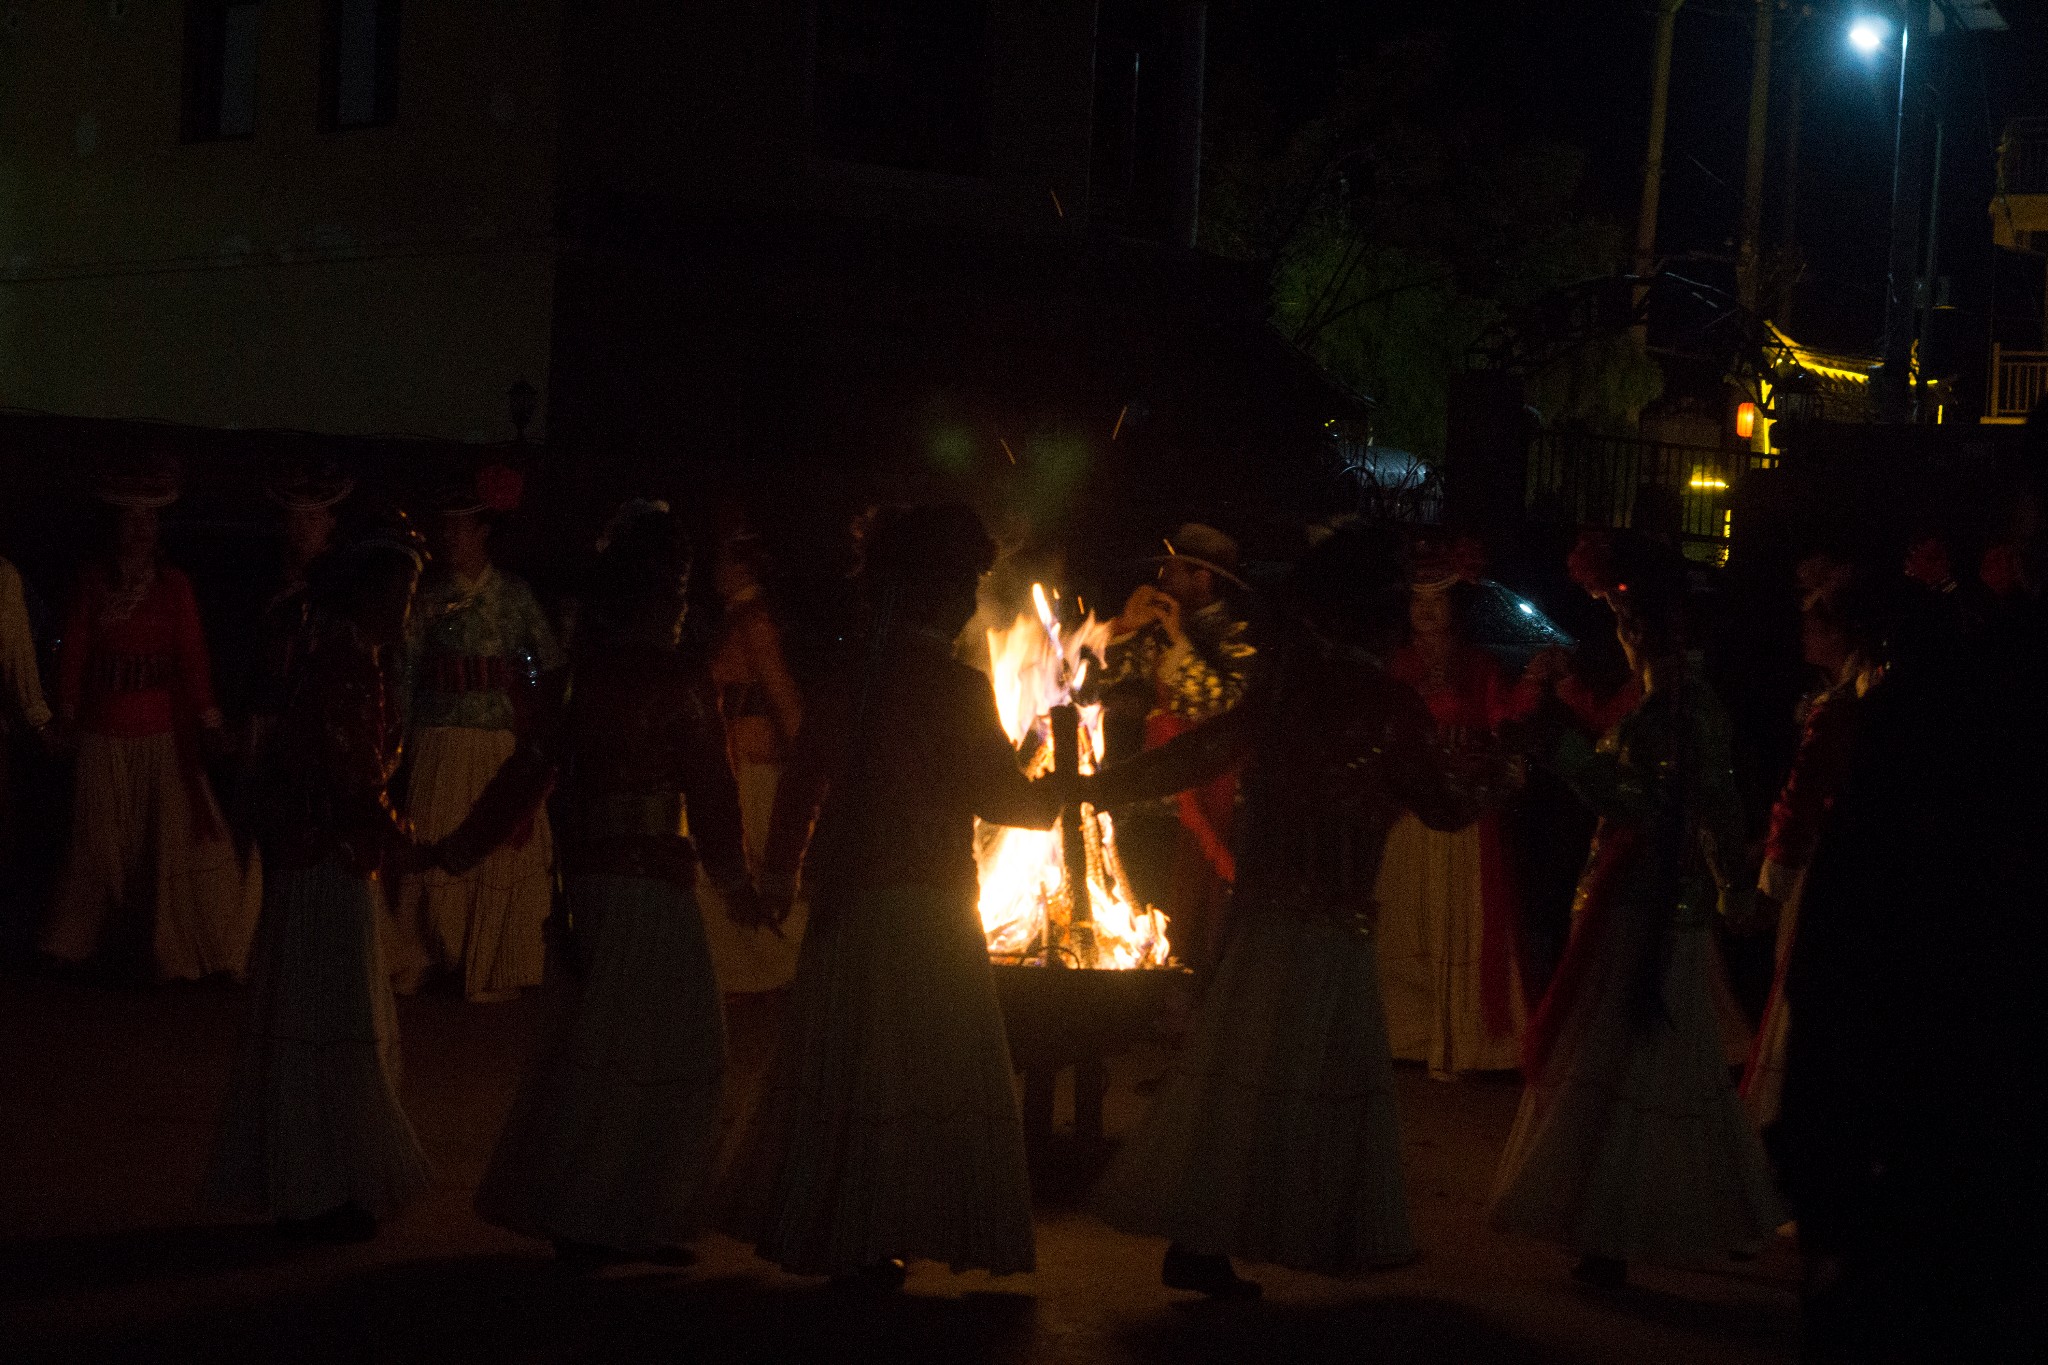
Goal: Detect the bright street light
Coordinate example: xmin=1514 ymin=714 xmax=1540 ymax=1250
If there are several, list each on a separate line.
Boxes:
xmin=1847 ymin=16 xmax=1889 ymax=55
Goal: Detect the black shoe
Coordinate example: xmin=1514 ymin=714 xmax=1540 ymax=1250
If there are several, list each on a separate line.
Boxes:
xmin=277 ymin=1203 xmax=378 ymax=1244
xmin=831 ymin=1259 xmax=908 ymax=1293
xmin=1571 ymin=1254 xmax=1627 ymax=1289
xmin=1162 ymin=1243 xmax=1262 ymax=1300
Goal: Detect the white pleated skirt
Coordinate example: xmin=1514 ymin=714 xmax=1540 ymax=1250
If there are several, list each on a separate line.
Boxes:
xmin=1095 ymin=909 xmax=1415 ymax=1275
xmin=204 ymin=858 xmax=430 ymax=1221
xmin=695 ymin=762 xmax=808 ymax=995
xmin=1374 ymin=815 xmax=1524 ymax=1076
xmin=1742 ymin=870 xmax=1806 ymax=1129
xmin=475 ymin=874 xmax=726 ymax=1253
xmin=43 ymin=731 xmax=259 ymax=981
xmin=391 ymin=726 xmax=553 ymax=1002
xmin=1489 ymin=918 xmax=1781 ymax=1262
xmin=717 ymin=882 xmax=1035 ymax=1277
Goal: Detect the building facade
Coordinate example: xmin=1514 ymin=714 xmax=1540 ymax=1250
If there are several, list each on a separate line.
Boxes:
xmin=0 ymin=0 xmax=561 ymax=441
xmin=0 ymin=2 xmax=1356 ymax=551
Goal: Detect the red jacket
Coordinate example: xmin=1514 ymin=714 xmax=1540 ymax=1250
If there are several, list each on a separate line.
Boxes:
xmin=59 ymin=565 xmax=219 ymax=738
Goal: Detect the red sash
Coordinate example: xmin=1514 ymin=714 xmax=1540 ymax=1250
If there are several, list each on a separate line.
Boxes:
xmin=1521 ymin=824 xmax=1640 ymax=1077
xmin=1144 ymin=708 xmax=1237 ymax=882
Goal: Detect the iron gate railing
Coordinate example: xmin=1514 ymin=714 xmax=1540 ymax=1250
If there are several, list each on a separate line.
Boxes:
xmin=1988 ymin=345 xmax=2048 ymax=422
xmin=1526 ymin=431 xmax=1774 ymax=559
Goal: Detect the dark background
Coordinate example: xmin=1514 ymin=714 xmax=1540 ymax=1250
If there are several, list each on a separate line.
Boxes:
xmin=1210 ymin=0 xmax=2048 ymax=386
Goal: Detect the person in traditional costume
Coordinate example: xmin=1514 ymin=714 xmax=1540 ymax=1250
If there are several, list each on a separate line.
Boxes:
xmin=41 ymin=457 xmax=260 ymax=981
xmin=390 ymin=466 xmax=563 ymax=1002
xmin=1739 ymin=563 xmax=1886 ymax=1130
xmin=0 ymin=552 xmax=53 ymax=944
xmin=1504 ymin=538 xmax=1645 ymax=1005
xmin=700 ymin=521 xmax=806 ymax=994
xmin=1090 ymin=523 xmax=1257 ymax=976
xmin=0 ymin=555 xmax=51 ymax=748
xmin=1488 ymin=532 xmax=1779 ymax=1290
xmin=228 ymin=461 xmax=352 ymax=856
xmin=1086 ymin=522 xmax=1501 ymax=1299
xmin=241 ymin=461 xmax=352 ymax=761
xmin=1375 ymin=539 xmax=1525 ymax=1077
xmin=718 ymin=502 xmax=1059 ymax=1291
xmin=463 ymin=501 xmax=762 ymax=1269
xmin=204 ymin=517 xmax=434 ymax=1243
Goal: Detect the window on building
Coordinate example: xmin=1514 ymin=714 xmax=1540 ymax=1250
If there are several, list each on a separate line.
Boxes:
xmin=181 ymin=1 xmax=262 ymax=142
xmin=812 ymin=0 xmax=989 ymax=176
xmin=321 ymin=0 xmax=400 ymax=131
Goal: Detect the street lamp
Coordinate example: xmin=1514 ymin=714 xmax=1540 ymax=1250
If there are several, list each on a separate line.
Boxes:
xmin=1843 ymin=3 xmax=2005 ymax=422
xmin=1847 ymin=17 xmax=1889 ymax=55
xmin=1843 ymin=6 xmax=1919 ymax=421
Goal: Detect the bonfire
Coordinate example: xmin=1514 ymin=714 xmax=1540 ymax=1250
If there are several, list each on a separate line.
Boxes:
xmin=975 ymin=585 xmax=1172 ymax=971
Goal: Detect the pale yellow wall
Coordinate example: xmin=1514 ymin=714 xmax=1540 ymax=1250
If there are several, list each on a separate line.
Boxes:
xmin=0 ymin=0 xmax=562 ymax=440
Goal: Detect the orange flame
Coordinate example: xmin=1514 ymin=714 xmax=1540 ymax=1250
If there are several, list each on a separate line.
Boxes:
xmin=975 ymin=588 xmax=1171 ymax=969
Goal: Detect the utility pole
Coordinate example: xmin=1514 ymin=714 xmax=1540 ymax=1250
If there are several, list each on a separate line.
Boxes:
xmin=1914 ymin=107 xmax=1946 ymax=418
xmin=1778 ymin=65 xmax=1803 ymax=327
xmin=1877 ymin=8 xmax=1923 ymax=423
xmin=1633 ymin=0 xmax=1685 ymax=345
xmin=1736 ymin=0 xmax=1775 ymax=316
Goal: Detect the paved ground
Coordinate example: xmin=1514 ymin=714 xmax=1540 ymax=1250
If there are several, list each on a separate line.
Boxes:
xmin=0 ymin=972 xmax=1799 ymax=1364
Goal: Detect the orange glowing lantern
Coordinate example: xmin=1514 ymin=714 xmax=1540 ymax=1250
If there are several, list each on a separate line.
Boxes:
xmin=1734 ymin=401 xmax=1758 ymax=440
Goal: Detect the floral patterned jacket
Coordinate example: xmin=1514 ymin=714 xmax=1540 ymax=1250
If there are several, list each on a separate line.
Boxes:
xmin=1094 ymin=598 xmax=1257 ymax=725
xmin=404 ymin=564 xmax=561 ymax=733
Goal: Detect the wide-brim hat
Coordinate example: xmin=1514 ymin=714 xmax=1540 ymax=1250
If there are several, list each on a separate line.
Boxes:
xmin=1145 ymin=522 xmax=1249 ymax=591
xmin=93 ymin=454 xmax=182 ymax=509
xmin=428 ymin=484 xmax=489 ymax=517
xmin=266 ymin=459 xmax=355 ymax=512
xmin=426 ymin=462 xmax=524 ymax=519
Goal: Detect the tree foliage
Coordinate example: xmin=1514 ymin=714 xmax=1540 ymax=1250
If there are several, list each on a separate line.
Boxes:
xmin=1202 ymin=33 xmax=1663 ymax=461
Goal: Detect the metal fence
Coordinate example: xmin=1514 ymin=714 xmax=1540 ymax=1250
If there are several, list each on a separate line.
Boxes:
xmin=1525 ymin=431 xmax=1773 ymax=559
xmin=1988 ymin=345 xmax=2048 ymax=423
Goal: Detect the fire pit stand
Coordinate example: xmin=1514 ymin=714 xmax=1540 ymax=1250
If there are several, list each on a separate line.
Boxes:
xmin=992 ymin=962 xmax=1188 ymax=1144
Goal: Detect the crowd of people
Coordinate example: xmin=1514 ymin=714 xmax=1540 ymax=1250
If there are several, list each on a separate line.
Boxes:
xmin=2 ymin=439 xmax=2042 ymax=1362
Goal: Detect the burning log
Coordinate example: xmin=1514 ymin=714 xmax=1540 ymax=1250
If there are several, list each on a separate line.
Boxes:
xmin=1049 ymin=702 xmax=1090 ymax=942
xmin=977 ymin=587 xmax=1187 ymax=1142
xmin=976 ymin=588 xmax=1168 ymax=970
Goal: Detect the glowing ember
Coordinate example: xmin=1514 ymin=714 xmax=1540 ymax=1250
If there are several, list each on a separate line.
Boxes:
xmin=975 ymin=587 xmax=1171 ymax=970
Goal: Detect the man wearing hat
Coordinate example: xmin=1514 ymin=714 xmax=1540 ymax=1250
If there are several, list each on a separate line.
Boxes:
xmin=42 ymin=455 xmax=260 ymax=981
xmin=1093 ymin=522 xmax=1258 ymax=975
xmin=388 ymin=465 xmax=562 ymax=1004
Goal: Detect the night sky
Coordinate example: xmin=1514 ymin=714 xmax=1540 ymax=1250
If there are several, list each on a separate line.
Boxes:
xmin=1211 ymin=0 xmax=2048 ymax=371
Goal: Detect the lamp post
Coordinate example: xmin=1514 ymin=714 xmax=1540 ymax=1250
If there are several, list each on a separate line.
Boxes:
xmin=1870 ymin=8 xmax=1922 ymax=423
xmin=1838 ymin=10 xmax=1920 ymax=421
xmin=1850 ymin=2 xmax=2002 ymax=422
